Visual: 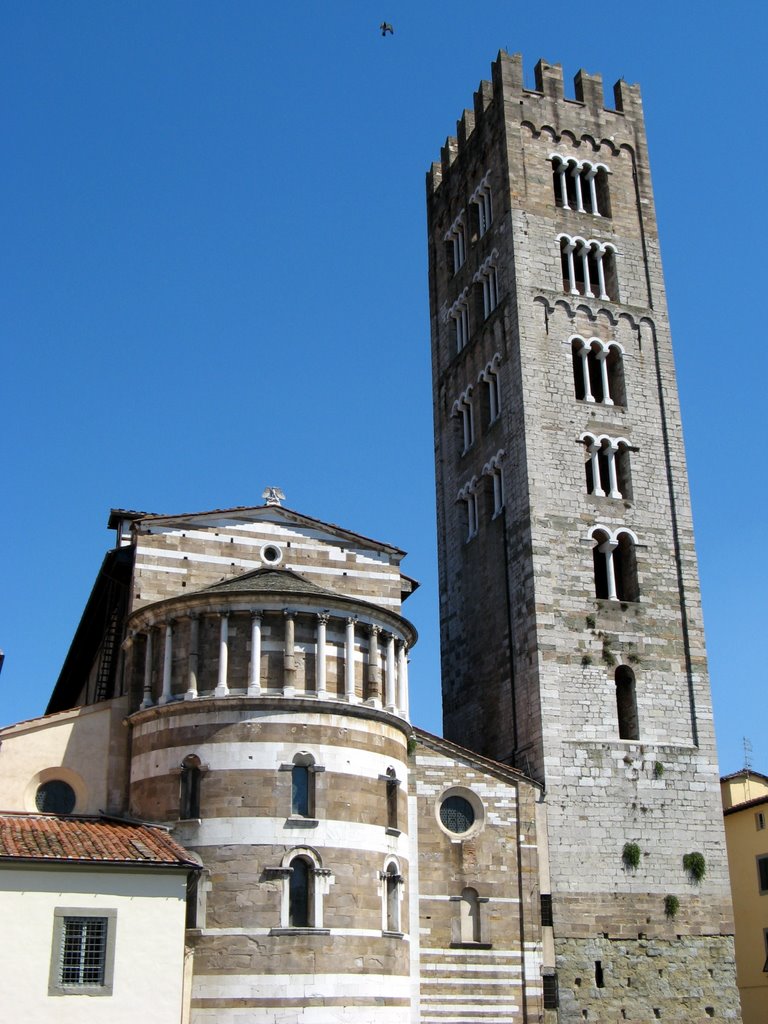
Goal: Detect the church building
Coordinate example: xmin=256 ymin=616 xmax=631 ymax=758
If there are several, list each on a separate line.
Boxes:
xmin=0 ymin=50 xmax=741 ymax=1024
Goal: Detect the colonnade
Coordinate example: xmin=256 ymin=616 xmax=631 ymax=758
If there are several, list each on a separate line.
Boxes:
xmin=135 ymin=608 xmax=410 ymax=719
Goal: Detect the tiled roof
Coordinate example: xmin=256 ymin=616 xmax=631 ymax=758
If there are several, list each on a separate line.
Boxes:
xmin=0 ymin=814 xmax=198 ymax=868
xmin=202 ymin=566 xmax=342 ymax=599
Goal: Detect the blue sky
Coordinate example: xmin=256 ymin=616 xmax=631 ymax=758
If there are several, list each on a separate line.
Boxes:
xmin=1 ymin=1 xmax=765 ymax=775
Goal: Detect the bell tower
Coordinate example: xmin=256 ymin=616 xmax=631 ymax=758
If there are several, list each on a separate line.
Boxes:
xmin=427 ymin=52 xmax=741 ymax=1021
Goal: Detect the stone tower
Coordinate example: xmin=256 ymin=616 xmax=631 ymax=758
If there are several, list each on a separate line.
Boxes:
xmin=427 ymin=52 xmax=742 ymax=1021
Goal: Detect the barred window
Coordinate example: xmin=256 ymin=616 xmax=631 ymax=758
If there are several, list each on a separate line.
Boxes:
xmin=543 ymin=972 xmax=559 ymax=1010
xmin=440 ymin=795 xmax=475 ymax=834
xmin=61 ymin=917 xmax=107 ymax=985
xmin=49 ymin=908 xmax=116 ymax=996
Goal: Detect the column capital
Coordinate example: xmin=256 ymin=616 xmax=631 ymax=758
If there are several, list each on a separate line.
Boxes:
xmin=317 ymin=611 xmax=330 ymax=625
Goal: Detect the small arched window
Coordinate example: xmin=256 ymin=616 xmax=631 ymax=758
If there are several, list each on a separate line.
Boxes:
xmin=460 ymin=887 xmax=481 ymax=943
xmin=615 ymin=666 xmax=639 ymax=740
xmin=180 ymin=754 xmax=202 ymax=820
xmin=581 ymin=434 xmax=633 ymax=500
xmin=289 ymin=856 xmax=313 ymax=927
xmin=559 ymin=235 xmax=618 ymax=301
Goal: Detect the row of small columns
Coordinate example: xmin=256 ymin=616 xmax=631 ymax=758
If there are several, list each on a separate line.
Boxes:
xmin=139 ymin=611 xmax=409 ymax=718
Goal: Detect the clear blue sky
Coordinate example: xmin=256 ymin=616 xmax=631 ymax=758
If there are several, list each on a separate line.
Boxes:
xmin=1 ymin=1 xmax=765 ymax=775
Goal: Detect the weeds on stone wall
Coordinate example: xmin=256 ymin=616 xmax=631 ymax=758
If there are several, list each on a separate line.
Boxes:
xmin=664 ymin=895 xmax=680 ymax=919
xmin=683 ymin=852 xmax=706 ymax=883
xmin=622 ymin=842 xmax=641 ymax=870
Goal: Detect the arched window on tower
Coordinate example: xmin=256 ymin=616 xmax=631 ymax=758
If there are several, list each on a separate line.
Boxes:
xmin=589 ymin=526 xmax=639 ymax=602
xmin=615 ymin=666 xmax=639 ymax=740
xmin=581 ymin=434 xmax=633 ymax=500
xmin=289 ymin=855 xmax=314 ymax=927
xmin=179 ymin=754 xmax=202 ymax=820
xmin=478 ymin=353 xmax=502 ymax=426
xmin=559 ymin=235 xmax=618 ymax=301
xmin=550 ymin=155 xmax=611 ymax=217
xmin=571 ymin=336 xmax=625 ymax=407
xmin=452 ymin=388 xmax=475 ymax=454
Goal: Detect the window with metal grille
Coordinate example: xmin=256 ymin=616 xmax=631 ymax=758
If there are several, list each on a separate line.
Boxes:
xmin=542 ymin=972 xmax=559 ymax=1009
xmin=49 ymin=908 xmax=116 ymax=996
xmin=61 ymin=917 xmax=107 ymax=985
xmin=440 ymin=795 xmax=475 ymax=834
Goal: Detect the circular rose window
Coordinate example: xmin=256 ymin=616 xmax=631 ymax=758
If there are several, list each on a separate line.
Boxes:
xmin=35 ymin=780 xmax=76 ymax=814
xmin=260 ymin=544 xmax=283 ymax=566
xmin=439 ymin=794 xmax=476 ymax=834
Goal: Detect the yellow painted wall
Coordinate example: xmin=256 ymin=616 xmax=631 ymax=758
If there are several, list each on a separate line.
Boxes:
xmin=722 ymin=773 xmax=768 ymax=1024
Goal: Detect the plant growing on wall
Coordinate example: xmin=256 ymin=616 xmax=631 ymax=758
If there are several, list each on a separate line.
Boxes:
xmin=622 ymin=842 xmax=641 ymax=870
xmin=683 ymin=852 xmax=706 ymax=883
xmin=664 ymin=895 xmax=679 ymax=919
xmin=653 ymin=761 xmax=664 ymax=779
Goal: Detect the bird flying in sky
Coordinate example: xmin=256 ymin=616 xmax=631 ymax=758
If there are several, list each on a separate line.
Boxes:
xmin=380 ymin=22 xmax=394 ymax=36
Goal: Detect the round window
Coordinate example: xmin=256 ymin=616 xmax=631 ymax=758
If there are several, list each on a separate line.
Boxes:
xmin=439 ymin=794 xmax=475 ymax=834
xmin=35 ymin=780 xmax=76 ymax=814
xmin=260 ymin=544 xmax=283 ymax=566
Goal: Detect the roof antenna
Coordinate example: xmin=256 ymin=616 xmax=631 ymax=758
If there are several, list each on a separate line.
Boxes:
xmin=262 ymin=487 xmax=286 ymax=507
xmin=743 ymin=736 xmax=753 ymax=773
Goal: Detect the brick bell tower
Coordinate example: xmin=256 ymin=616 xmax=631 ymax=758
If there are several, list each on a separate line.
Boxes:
xmin=427 ymin=52 xmax=742 ymax=1021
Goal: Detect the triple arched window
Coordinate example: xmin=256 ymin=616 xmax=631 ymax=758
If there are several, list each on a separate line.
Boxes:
xmin=550 ymin=154 xmax=611 ymax=216
xmin=469 ymin=173 xmax=493 ymax=239
xmin=589 ymin=526 xmax=639 ymax=602
xmin=482 ymin=450 xmax=505 ymax=518
xmin=457 ymin=478 xmax=479 ymax=542
xmin=559 ymin=235 xmax=618 ymax=301
xmin=448 ymin=290 xmax=470 ymax=353
xmin=580 ymin=433 xmax=633 ymax=500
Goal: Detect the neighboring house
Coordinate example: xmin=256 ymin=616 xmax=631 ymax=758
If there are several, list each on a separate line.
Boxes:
xmin=0 ymin=813 xmax=199 ymax=1023
xmin=722 ymin=770 xmax=768 ymax=1024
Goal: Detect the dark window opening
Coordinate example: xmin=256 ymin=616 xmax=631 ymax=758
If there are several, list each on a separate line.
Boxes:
xmin=595 ymin=961 xmax=605 ymax=988
xmin=289 ymin=857 xmax=312 ymax=927
xmin=543 ymin=973 xmax=559 ymax=1010
xmin=615 ymin=533 xmax=639 ymax=602
xmin=592 ymin=533 xmax=610 ymax=599
xmin=386 ymin=864 xmax=400 ymax=932
xmin=540 ymin=893 xmax=553 ymax=927
xmin=36 ymin=780 xmax=76 ymax=815
xmin=291 ymin=764 xmax=311 ymax=817
xmin=185 ymin=872 xmax=199 ymax=929
xmin=758 ymin=855 xmax=768 ymax=894
xmin=180 ymin=754 xmax=202 ymax=819
xmin=615 ymin=666 xmax=639 ymax=740
xmin=386 ymin=768 xmax=399 ymax=830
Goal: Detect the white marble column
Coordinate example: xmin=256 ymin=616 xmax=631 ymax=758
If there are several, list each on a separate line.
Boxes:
xmin=579 ymin=344 xmax=595 ymax=403
xmin=315 ymin=613 xmax=328 ymax=699
xmin=159 ymin=622 xmax=173 ymax=705
xmin=396 ymin=641 xmax=408 ymax=717
xmin=185 ymin=614 xmax=199 ymax=700
xmin=600 ymin=540 xmax=619 ymax=601
xmin=367 ymin=624 xmax=381 ymax=706
xmin=283 ymin=611 xmax=296 ymax=696
xmin=385 ymin=633 xmax=396 ymax=711
xmin=214 ymin=613 xmax=229 ymax=696
xmin=345 ymin=617 xmax=356 ymax=702
xmin=141 ymin=629 xmax=154 ymax=709
xmin=596 ymin=350 xmax=613 ymax=405
xmin=248 ymin=612 xmax=262 ymax=696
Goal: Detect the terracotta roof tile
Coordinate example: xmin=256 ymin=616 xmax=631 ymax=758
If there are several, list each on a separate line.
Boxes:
xmin=0 ymin=814 xmax=197 ymax=868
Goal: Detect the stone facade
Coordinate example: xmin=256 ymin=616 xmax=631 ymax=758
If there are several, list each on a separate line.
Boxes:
xmin=2 ymin=502 xmax=547 ymax=1023
xmin=427 ymin=52 xmax=741 ymax=1020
